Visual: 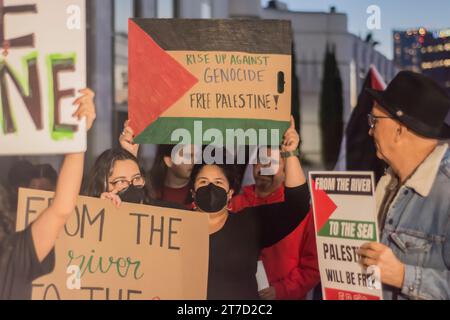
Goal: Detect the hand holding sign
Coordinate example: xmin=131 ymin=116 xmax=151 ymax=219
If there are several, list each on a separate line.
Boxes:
xmin=259 ymin=286 xmax=276 ymax=300
xmin=282 ymin=116 xmax=300 ymax=153
xmin=29 ymin=88 xmax=96 ymax=263
xmin=119 ymin=120 xmax=140 ymax=158
xmin=72 ymin=88 xmax=96 ymax=131
xmin=100 ymin=191 xmax=122 ymax=208
xmin=358 ymin=242 xmax=405 ymax=289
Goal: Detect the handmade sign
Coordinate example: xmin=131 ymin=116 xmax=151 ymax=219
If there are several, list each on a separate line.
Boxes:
xmin=16 ymin=188 xmax=209 ymax=300
xmin=309 ymin=172 xmax=383 ymax=300
xmin=128 ymin=19 xmax=292 ymax=145
xmin=0 ymin=0 xmax=86 ymax=155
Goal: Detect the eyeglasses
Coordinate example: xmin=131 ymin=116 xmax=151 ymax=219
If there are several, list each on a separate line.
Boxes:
xmin=108 ymin=175 xmax=145 ymax=190
xmin=367 ymin=113 xmax=394 ymax=129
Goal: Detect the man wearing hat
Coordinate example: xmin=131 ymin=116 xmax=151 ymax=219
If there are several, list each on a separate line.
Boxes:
xmin=358 ymin=71 xmax=450 ymax=299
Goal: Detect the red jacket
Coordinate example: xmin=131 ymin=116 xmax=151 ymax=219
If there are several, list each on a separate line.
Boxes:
xmin=230 ymin=185 xmax=320 ymax=300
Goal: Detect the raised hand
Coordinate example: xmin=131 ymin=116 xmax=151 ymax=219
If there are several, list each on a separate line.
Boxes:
xmin=72 ymin=88 xmax=96 ymax=131
xmin=282 ymin=116 xmax=300 ymax=153
xmin=119 ymin=120 xmax=140 ymax=157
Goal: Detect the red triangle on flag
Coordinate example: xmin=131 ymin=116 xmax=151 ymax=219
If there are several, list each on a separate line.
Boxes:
xmin=128 ymin=20 xmax=199 ymax=137
xmin=311 ymin=179 xmax=338 ymax=232
xmin=369 ymin=65 xmax=387 ymax=90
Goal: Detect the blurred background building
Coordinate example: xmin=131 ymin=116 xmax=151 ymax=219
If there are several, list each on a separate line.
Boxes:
xmin=394 ymin=27 xmax=450 ymax=95
xmin=261 ymin=1 xmax=397 ymax=165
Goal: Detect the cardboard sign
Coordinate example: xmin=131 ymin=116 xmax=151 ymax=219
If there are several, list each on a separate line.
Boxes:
xmin=309 ymin=172 xmax=383 ymax=300
xmin=16 ymin=188 xmax=209 ymax=300
xmin=0 ymin=0 xmax=86 ymax=155
xmin=128 ymin=19 xmax=292 ymax=145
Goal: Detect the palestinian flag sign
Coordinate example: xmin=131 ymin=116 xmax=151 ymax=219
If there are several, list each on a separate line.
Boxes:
xmin=309 ymin=171 xmax=383 ymax=300
xmin=128 ymin=19 xmax=292 ymax=145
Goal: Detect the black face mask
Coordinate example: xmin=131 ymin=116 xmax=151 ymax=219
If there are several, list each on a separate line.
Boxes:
xmin=118 ymin=185 xmax=146 ymax=204
xmin=194 ymin=183 xmax=229 ymax=213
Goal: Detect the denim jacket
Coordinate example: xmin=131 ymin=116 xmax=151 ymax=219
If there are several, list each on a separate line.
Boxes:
xmin=376 ymin=143 xmax=450 ymax=300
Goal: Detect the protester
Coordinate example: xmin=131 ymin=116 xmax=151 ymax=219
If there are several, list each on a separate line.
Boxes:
xmin=147 ymin=144 xmax=194 ymax=205
xmin=84 ymin=147 xmax=185 ymax=210
xmin=84 ymin=148 xmax=149 ymax=206
xmin=119 ymin=121 xmax=194 ymax=206
xmin=189 ymin=117 xmax=311 ymax=299
xmin=231 ymin=146 xmax=320 ymax=300
xmin=358 ymin=71 xmax=450 ymax=300
xmin=0 ymin=88 xmax=96 ymax=300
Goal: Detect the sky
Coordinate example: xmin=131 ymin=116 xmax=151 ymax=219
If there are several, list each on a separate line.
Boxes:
xmin=262 ymin=0 xmax=450 ymax=59
xmin=115 ymin=0 xmax=450 ymax=60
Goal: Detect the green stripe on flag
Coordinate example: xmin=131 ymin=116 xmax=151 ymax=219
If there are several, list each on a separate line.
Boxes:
xmin=318 ymin=219 xmax=377 ymax=241
xmin=134 ymin=117 xmax=290 ymax=145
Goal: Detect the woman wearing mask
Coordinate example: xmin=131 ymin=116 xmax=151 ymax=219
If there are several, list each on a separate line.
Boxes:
xmin=190 ymin=117 xmax=311 ymax=300
xmin=84 ymin=148 xmax=149 ymax=206
xmin=84 ymin=148 xmax=185 ymax=209
xmin=0 ymin=89 xmax=96 ymax=300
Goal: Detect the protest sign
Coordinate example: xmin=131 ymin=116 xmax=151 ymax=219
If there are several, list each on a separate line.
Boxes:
xmin=16 ymin=188 xmax=209 ymax=300
xmin=309 ymin=172 xmax=383 ymax=300
xmin=0 ymin=0 xmax=86 ymax=155
xmin=128 ymin=19 xmax=292 ymax=145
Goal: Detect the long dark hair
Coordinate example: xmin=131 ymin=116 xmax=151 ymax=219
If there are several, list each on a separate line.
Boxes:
xmin=147 ymin=144 xmax=174 ymax=199
xmin=84 ymin=148 xmax=150 ymax=198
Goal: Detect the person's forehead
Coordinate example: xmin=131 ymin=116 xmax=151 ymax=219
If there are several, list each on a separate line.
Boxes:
xmin=197 ymin=165 xmax=226 ymax=179
xmin=111 ymin=159 xmax=140 ymax=176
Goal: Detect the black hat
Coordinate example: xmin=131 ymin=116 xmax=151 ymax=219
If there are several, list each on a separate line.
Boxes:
xmin=366 ymin=71 xmax=450 ymax=139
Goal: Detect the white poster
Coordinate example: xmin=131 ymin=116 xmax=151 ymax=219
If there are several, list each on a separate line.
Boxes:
xmin=309 ymin=171 xmax=383 ymax=300
xmin=0 ymin=0 xmax=86 ymax=155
